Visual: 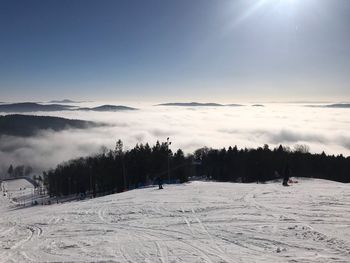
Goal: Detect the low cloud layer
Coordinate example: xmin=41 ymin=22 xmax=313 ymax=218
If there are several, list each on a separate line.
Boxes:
xmin=1 ymin=104 xmax=350 ymax=175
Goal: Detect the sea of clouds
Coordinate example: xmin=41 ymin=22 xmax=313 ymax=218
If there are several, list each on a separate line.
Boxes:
xmin=1 ymin=103 xmax=350 ymax=175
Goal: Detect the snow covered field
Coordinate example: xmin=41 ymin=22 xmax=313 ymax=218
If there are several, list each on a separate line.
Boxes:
xmin=1 ymin=179 xmax=35 ymax=205
xmin=0 ymin=179 xmax=349 ymax=262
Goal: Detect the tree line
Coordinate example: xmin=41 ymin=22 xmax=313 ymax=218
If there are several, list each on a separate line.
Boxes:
xmin=43 ymin=141 xmax=350 ymax=197
xmin=5 ymin=164 xmax=33 ymax=179
xmin=44 ymin=140 xmax=191 ymax=197
xmin=194 ymin=144 xmax=349 ymax=183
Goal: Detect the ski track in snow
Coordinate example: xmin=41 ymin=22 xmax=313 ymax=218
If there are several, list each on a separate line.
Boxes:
xmin=1 ymin=179 xmax=350 ymax=262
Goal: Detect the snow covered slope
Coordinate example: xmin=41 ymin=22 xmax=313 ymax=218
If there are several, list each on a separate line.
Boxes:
xmin=0 ymin=179 xmax=349 ymax=262
xmin=1 ymin=179 xmax=34 ymax=201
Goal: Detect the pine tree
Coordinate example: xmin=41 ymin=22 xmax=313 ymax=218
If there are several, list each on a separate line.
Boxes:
xmin=7 ymin=165 xmax=13 ymax=178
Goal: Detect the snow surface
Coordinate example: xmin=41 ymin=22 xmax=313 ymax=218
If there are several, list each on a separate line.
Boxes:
xmin=0 ymin=179 xmax=349 ymax=262
xmin=1 ymin=179 xmax=34 ymax=192
xmin=1 ymin=179 xmax=35 ymax=203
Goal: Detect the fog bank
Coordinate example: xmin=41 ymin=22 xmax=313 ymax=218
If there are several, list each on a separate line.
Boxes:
xmin=1 ymin=104 xmax=349 ymax=175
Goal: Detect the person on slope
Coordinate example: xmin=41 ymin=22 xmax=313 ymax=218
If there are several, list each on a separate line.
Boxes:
xmin=156 ymin=176 xmax=163 ymax=190
xmin=282 ymin=164 xmax=291 ymax=186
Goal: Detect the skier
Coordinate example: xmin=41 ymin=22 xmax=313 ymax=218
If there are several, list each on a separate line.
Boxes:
xmin=282 ymin=164 xmax=291 ymax=186
xmin=156 ymin=176 xmax=163 ymax=190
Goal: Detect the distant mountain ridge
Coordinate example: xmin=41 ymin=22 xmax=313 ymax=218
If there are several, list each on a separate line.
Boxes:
xmin=323 ymin=103 xmax=350 ymax=108
xmin=0 ymin=102 xmax=75 ymax=112
xmin=0 ymin=114 xmax=105 ymax=137
xmin=49 ymin=99 xmax=81 ymax=103
xmin=79 ymin=105 xmax=137 ymax=112
xmin=226 ymin=104 xmax=244 ymax=107
xmin=0 ymin=102 xmax=137 ymax=112
xmin=157 ymin=102 xmax=244 ymax=107
xmin=306 ymin=103 xmax=350 ymax=108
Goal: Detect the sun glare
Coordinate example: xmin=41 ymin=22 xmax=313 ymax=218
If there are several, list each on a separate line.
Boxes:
xmin=231 ymin=0 xmax=300 ymax=26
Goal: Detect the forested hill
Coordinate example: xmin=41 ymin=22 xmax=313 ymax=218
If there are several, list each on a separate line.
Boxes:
xmin=0 ymin=102 xmax=137 ymax=112
xmin=0 ymin=102 xmax=74 ymax=112
xmin=0 ymin=114 xmax=104 ymax=137
xmin=44 ymin=141 xmax=350 ymax=198
xmin=79 ymin=105 xmax=137 ymax=111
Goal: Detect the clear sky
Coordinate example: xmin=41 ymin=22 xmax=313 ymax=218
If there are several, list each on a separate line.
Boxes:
xmin=0 ymin=0 xmax=349 ymax=102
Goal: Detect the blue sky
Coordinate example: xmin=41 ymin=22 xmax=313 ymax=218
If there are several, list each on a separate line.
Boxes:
xmin=0 ymin=0 xmax=349 ymax=102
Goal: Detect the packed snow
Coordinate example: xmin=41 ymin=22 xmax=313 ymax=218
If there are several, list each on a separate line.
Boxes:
xmin=1 ymin=179 xmax=35 ymax=205
xmin=0 ymin=179 xmax=349 ymax=262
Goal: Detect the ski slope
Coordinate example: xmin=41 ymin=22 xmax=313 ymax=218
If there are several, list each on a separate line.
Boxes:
xmin=1 ymin=179 xmax=35 ymax=205
xmin=0 ymin=179 xmax=349 ymax=262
